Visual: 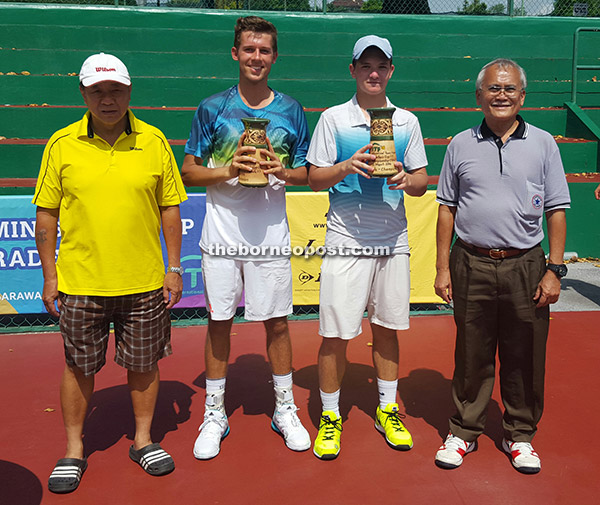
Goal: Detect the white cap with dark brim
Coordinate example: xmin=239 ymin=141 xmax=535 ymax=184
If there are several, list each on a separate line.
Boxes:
xmin=352 ymin=35 xmax=393 ymax=61
xmin=79 ymin=52 xmax=131 ymax=87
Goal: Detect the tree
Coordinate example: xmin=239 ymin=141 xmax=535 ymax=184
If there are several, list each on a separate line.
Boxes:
xmin=457 ymin=0 xmax=507 ymax=14
xmin=361 ymin=0 xmax=382 ymax=12
xmin=458 ymin=0 xmax=488 ymax=14
xmin=488 ymin=3 xmax=506 ymax=13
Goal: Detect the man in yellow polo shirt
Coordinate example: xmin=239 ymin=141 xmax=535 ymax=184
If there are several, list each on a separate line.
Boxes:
xmin=33 ymin=53 xmax=187 ymax=494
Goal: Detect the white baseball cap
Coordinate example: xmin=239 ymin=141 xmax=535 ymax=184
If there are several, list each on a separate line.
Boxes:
xmin=352 ymin=35 xmax=393 ymax=61
xmin=79 ymin=52 xmax=131 ymax=87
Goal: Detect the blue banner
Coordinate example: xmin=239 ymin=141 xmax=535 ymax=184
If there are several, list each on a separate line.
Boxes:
xmin=1 ymin=195 xmax=207 ymax=314
xmin=0 ymin=196 xmax=46 ymax=313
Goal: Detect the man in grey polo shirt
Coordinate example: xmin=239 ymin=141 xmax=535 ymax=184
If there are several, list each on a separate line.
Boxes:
xmin=433 ymin=58 xmax=570 ymax=474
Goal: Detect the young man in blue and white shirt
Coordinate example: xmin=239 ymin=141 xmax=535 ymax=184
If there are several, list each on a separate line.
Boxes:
xmin=306 ymin=35 xmax=428 ymax=460
xmin=181 ymin=16 xmax=311 ymax=460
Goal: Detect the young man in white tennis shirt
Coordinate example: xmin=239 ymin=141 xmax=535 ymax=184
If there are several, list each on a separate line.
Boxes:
xmin=306 ymin=35 xmax=428 ymax=460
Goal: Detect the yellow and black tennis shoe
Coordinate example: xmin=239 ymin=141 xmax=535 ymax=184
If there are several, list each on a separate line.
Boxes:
xmin=375 ymin=403 xmax=413 ymax=450
xmin=313 ymin=411 xmax=342 ymax=460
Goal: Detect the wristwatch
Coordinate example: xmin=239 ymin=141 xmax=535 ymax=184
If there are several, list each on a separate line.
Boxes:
xmin=546 ymin=263 xmax=568 ymax=278
xmin=167 ymin=266 xmax=184 ymax=276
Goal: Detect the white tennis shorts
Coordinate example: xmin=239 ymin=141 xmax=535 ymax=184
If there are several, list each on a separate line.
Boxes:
xmin=201 ymin=254 xmax=293 ymax=321
xmin=319 ymin=253 xmax=410 ymax=339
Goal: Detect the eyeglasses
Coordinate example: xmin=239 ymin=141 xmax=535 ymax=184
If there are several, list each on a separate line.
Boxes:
xmin=485 ymin=85 xmax=523 ymax=97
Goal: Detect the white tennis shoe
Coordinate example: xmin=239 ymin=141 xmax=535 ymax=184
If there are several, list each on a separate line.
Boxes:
xmin=193 ymin=410 xmax=230 ymax=460
xmin=502 ymin=439 xmax=541 ymax=474
xmin=271 ymin=403 xmax=311 ymax=452
xmin=435 ymin=433 xmax=476 ymax=469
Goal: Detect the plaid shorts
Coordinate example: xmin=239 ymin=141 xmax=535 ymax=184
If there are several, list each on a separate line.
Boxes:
xmin=59 ymin=288 xmax=172 ymax=376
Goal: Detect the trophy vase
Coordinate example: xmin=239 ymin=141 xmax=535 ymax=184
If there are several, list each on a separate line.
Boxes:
xmin=239 ymin=118 xmax=270 ymax=188
xmin=367 ymin=107 xmax=398 ymax=178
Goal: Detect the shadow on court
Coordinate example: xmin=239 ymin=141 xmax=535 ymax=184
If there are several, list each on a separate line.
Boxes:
xmin=294 ymin=362 xmax=379 ymax=427
xmin=398 ymin=367 xmax=504 ymax=443
xmin=81 ymin=380 xmax=196 ymax=458
xmin=398 ymin=368 xmax=454 ymax=438
xmin=0 ymin=460 xmax=43 ymax=505
xmin=193 ymin=353 xmax=275 ymax=418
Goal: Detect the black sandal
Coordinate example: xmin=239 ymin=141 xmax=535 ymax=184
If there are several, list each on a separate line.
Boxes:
xmin=129 ymin=443 xmax=174 ymax=476
xmin=48 ymin=457 xmax=87 ymax=494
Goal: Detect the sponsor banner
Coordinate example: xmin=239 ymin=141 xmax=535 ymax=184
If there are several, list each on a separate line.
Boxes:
xmin=287 ymin=193 xmax=328 ymax=305
xmin=287 ymin=191 xmax=438 ymax=305
xmin=405 ymin=191 xmax=438 ymax=303
xmin=0 ymin=195 xmax=207 ymax=314
xmin=1 ymin=191 xmax=437 ymax=314
xmin=0 ymin=196 xmax=46 ymax=314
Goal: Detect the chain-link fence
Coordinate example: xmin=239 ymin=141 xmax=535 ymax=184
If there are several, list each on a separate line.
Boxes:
xmin=1 ymin=0 xmax=599 ymax=17
xmin=0 ymin=304 xmax=452 ymax=333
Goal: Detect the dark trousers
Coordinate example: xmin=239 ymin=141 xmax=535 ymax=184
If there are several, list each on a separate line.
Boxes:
xmin=448 ymin=241 xmax=549 ymax=443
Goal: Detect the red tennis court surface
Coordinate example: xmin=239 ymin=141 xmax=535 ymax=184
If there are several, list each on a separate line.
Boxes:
xmin=1 ymin=312 xmax=599 ymax=505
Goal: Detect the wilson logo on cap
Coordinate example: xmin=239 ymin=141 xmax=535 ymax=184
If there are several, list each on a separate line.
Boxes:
xmin=79 ymin=53 xmax=131 ymax=87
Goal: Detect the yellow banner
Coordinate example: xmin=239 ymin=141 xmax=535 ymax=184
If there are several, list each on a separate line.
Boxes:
xmin=405 ymin=191 xmax=438 ymax=303
xmin=287 ymin=192 xmax=329 ymax=305
xmin=286 ymin=190 xmax=439 ymax=305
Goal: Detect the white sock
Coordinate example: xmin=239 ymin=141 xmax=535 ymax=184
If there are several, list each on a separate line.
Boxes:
xmin=273 ymin=372 xmax=294 ymax=407
xmin=320 ymin=389 xmax=340 ymax=417
xmin=205 ymin=377 xmax=226 ymax=413
xmin=377 ymin=378 xmax=398 ymax=410
xmin=273 ymin=372 xmax=293 ymax=389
